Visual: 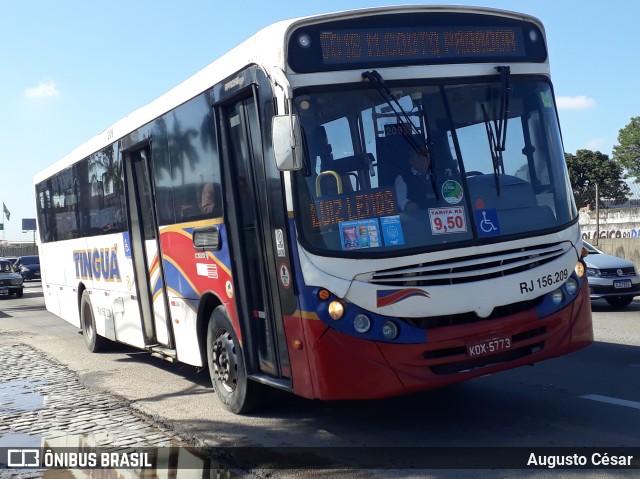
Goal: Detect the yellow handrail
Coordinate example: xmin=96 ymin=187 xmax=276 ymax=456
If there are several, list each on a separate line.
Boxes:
xmin=315 ymin=171 xmax=343 ymax=197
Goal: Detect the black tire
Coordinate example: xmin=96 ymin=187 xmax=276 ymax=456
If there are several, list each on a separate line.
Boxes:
xmin=206 ymin=306 xmax=262 ymax=414
xmin=80 ymin=290 xmax=108 ymax=352
xmin=605 ymin=296 xmax=634 ymax=308
xmin=15 ymin=290 xmax=23 ymax=298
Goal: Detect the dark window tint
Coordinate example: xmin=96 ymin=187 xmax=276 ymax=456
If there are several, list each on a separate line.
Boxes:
xmin=87 ymin=146 xmax=127 ymax=235
xmin=159 ymin=94 xmax=222 ymax=224
xmin=36 ymin=145 xmax=126 ymax=243
xmin=36 ymin=93 xmax=221 ymax=242
xmin=21 ymin=256 xmax=39 ymax=265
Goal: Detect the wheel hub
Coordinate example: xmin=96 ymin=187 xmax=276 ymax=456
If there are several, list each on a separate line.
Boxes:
xmin=211 ymin=330 xmax=238 ymax=393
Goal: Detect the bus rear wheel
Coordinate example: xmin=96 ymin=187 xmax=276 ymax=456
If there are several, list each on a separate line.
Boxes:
xmin=206 ymin=306 xmax=262 ymax=414
xmin=80 ymin=290 xmax=108 ymax=352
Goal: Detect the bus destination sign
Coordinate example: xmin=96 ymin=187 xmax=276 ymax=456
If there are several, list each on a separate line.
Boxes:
xmin=309 ymin=187 xmax=397 ymax=229
xmin=287 ymin=13 xmax=546 ymax=72
xmin=319 ymin=26 xmax=525 ymax=66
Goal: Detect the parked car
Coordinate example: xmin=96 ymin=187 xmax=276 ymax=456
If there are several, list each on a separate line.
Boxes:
xmin=0 ymin=259 xmax=24 ymax=298
xmin=584 ymin=241 xmax=640 ymax=308
xmin=13 ymin=255 xmax=40 ymax=281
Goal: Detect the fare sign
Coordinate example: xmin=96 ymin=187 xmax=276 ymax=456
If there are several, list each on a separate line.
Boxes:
xmin=428 ymin=206 xmax=467 ymax=235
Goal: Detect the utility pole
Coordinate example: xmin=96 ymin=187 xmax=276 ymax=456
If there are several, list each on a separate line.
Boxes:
xmin=595 ymin=183 xmax=600 ymax=246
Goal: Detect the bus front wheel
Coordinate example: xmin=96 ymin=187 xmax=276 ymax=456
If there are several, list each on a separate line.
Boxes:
xmin=80 ymin=290 xmax=108 ymax=352
xmin=206 ymin=306 xmax=262 ymax=414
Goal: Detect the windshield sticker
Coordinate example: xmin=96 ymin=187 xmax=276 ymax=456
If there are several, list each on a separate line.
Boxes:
xmin=539 ymin=91 xmax=553 ymax=108
xmin=475 ymin=208 xmax=501 ymax=236
xmin=380 ymin=215 xmax=405 ymax=246
xmin=441 ymin=180 xmax=464 ymax=204
xmin=123 ymin=232 xmax=132 ymax=258
xmin=340 ymin=219 xmax=381 ymax=250
xmin=279 ymin=263 xmax=291 ymax=289
xmin=428 ymin=207 xmax=468 ymax=235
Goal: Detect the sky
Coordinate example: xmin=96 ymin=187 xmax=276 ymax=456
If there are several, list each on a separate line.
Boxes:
xmin=1 ymin=0 xmax=638 ymax=242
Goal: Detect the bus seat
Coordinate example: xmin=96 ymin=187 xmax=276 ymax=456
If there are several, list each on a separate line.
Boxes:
xmin=306 ymin=125 xmax=365 ymax=196
xmin=305 ymin=125 xmax=333 ymax=172
xmin=375 ymin=134 xmax=414 ymax=187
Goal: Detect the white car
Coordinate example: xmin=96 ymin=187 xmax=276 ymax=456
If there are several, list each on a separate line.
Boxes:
xmin=583 ymin=241 xmax=640 ymax=308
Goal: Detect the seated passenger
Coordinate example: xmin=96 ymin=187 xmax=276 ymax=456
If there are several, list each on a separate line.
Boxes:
xmin=200 ymin=182 xmax=215 ymax=214
xmin=395 ymin=148 xmax=435 ymax=211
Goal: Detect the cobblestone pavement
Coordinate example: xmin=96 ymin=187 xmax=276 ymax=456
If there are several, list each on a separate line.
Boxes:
xmin=0 ymin=343 xmax=224 ymax=478
xmin=0 ymin=343 xmax=183 ymax=448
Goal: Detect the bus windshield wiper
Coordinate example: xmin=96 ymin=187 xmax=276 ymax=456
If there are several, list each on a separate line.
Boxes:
xmin=481 ymin=66 xmax=511 ymax=196
xmin=362 ymin=70 xmax=438 ymax=198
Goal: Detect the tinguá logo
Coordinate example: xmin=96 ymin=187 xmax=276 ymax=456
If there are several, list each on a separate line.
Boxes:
xmin=73 ymin=245 xmax=122 ymax=282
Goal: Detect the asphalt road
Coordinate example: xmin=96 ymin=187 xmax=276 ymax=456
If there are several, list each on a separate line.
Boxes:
xmin=1 ymin=282 xmax=639 ymax=478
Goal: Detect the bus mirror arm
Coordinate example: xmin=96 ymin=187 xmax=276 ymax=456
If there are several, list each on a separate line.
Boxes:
xmin=266 ymin=67 xmax=303 ymax=171
xmin=272 ymin=113 xmax=303 ymax=171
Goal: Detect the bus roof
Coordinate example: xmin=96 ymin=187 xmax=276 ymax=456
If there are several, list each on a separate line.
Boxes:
xmin=34 ymin=4 xmax=542 ymax=184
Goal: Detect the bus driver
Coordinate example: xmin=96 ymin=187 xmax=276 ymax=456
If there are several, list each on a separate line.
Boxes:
xmin=395 ymin=148 xmax=435 ymax=212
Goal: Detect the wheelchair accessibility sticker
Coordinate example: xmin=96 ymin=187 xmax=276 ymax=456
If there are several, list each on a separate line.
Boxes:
xmin=474 ymin=208 xmax=500 ymax=237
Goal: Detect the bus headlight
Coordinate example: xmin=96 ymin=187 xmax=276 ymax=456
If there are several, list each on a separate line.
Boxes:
xmin=574 ymin=260 xmax=586 ymax=278
xmin=328 ymin=301 xmax=345 ymax=320
xmin=353 ymin=314 xmax=371 ymax=333
xmin=564 ymin=278 xmax=578 ymax=296
xmin=551 ymin=289 xmax=564 ymax=305
xmin=382 ymin=321 xmax=399 ymax=340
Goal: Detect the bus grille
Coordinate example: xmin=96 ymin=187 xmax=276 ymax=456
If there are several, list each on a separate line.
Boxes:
xmin=368 ymin=242 xmax=570 ymax=287
xmin=402 ymin=297 xmax=543 ymax=329
xmin=424 ymin=327 xmax=547 ymax=375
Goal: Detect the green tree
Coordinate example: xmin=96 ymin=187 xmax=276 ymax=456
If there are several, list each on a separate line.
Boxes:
xmin=612 ymin=116 xmax=640 ymax=180
xmin=565 ymin=149 xmax=630 ymax=208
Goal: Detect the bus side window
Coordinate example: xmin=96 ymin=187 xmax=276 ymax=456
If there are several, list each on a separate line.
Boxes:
xmin=156 ymin=94 xmax=223 ymax=224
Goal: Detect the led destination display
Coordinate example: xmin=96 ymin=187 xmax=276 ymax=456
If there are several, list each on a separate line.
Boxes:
xmin=288 ymin=12 xmax=546 ymax=72
xmin=319 ymin=27 xmax=524 ymax=65
xmin=309 ymin=187 xmax=397 ymax=229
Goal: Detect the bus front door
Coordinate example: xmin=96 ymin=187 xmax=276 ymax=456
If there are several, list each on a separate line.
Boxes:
xmin=123 ymin=145 xmax=173 ymax=349
xmin=222 ymin=96 xmax=279 ymax=377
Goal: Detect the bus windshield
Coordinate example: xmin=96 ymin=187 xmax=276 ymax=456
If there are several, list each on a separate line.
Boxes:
xmin=292 ymin=78 xmax=577 ymax=255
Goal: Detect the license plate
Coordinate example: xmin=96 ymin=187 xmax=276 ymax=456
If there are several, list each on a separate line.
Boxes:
xmin=614 ymin=280 xmax=632 ymax=289
xmin=467 ymin=334 xmax=512 ymax=358
xmin=0 ymin=287 xmax=8 ymax=295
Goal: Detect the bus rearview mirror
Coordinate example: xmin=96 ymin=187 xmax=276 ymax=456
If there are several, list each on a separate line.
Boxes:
xmin=272 ymin=114 xmax=303 ymax=171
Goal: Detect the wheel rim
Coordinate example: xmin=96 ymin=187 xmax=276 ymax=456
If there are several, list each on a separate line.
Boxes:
xmin=211 ymin=328 xmax=238 ymax=393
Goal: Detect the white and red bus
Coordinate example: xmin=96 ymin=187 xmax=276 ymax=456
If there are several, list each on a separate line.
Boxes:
xmin=34 ymin=5 xmax=592 ymax=414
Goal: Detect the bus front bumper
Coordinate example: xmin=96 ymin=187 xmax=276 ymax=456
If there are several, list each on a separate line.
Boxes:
xmin=297 ymin=280 xmax=592 ymax=400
